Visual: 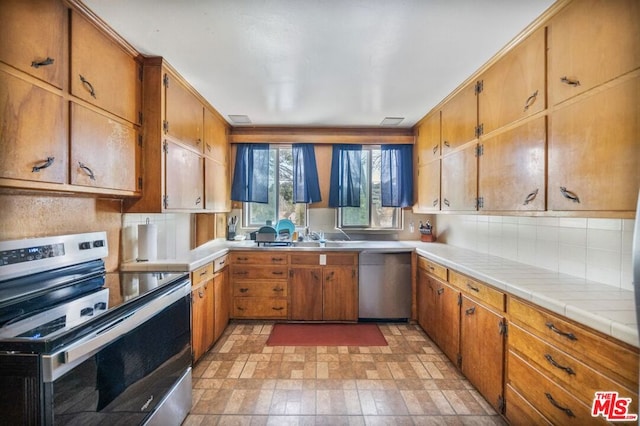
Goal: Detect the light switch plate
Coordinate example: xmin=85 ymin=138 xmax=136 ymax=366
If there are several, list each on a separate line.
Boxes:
xmin=319 ymin=254 xmax=327 ymax=265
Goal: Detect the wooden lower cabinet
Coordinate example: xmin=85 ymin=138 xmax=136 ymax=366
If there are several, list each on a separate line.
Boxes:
xmin=213 ymin=266 xmax=230 ymax=342
xmin=289 ymin=267 xmax=323 ymax=320
xmin=191 ymin=278 xmax=214 ymax=364
xmin=233 ymin=296 xmax=287 ymax=318
xmin=322 ymin=265 xmax=358 ymax=321
xmin=504 ymin=384 xmax=552 ymax=426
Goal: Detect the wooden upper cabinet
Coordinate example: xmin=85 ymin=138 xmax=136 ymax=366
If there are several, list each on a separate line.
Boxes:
xmin=441 ymin=144 xmax=478 ymax=211
xmin=204 ymin=108 xmax=229 ymax=162
xmin=415 ymin=160 xmax=440 ymax=212
xmin=71 ymin=11 xmax=141 ymax=124
xmin=415 ymin=112 xmax=440 ymax=165
xmin=441 ymin=83 xmax=478 ymax=154
xmin=478 ymin=117 xmax=546 ymax=212
xmin=0 ymin=0 xmax=66 ymax=88
xmin=548 ymin=0 xmax=640 ymax=106
xmin=548 ymin=76 xmax=639 ymax=212
xmin=164 ymin=72 xmax=204 ymax=151
xmin=205 ymin=157 xmax=230 ymax=212
xmin=0 ymin=70 xmax=67 ymax=184
xmin=165 ymin=140 xmax=204 ymax=210
xmin=70 ymin=103 xmax=139 ymax=192
xmin=479 ymin=28 xmax=546 ymax=135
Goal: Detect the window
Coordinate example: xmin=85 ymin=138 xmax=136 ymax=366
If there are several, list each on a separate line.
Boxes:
xmin=244 ymin=146 xmax=307 ymax=228
xmin=338 ymin=147 xmax=401 ymax=229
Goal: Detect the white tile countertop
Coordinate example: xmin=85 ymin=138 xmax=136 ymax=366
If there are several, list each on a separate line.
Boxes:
xmin=120 ymin=239 xmax=638 ymax=348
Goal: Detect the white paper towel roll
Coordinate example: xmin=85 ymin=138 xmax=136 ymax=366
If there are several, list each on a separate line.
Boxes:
xmin=138 ymin=223 xmax=158 ymax=261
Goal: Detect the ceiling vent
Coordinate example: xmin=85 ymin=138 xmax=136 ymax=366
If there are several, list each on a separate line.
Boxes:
xmin=380 ymin=117 xmax=404 ymax=126
xmin=228 ymin=114 xmax=252 ymax=124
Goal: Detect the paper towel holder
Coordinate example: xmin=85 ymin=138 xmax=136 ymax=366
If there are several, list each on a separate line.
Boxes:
xmin=136 ymin=217 xmax=158 ymax=262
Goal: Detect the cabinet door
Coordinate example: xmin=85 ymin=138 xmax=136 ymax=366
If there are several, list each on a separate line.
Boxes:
xmin=0 ymin=0 xmax=65 ymax=88
xmin=479 ymin=116 xmax=546 ymax=211
xmin=164 ymin=72 xmax=203 ymax=151
xmin=415 ymin=160 xmax=440 ymax=212
xmin=71 ymin=11 xmax=140 ymax=124
xmin=479 ymin=28 xmax=545 ymax=134
xmin=191 ymin=286 xmax=206 ymax=362
xmin=548 ymin=76 xmax=640 ymax=211
xmin=203 ymin=281 xmax=215 ymax=355
xmin=165 ymin=140 xmax=204 ymax=210
xmin=441 ymin=83 xmax=478 ymax=154
xmin=416 ymin=268 xmax=432 ymax=334
xmin=415 ymin=112 xmax=440 ymax=165
xmin=441 ymin=144 xmax=478 ymax=211
xmin=70 ymin=103 xmax=138 ymax=192
xmin=323 ymin=266 xmax=358 ymax=321
xmin=460 ymin=295 xmax=505 ymax=412
xmin=434 ymin=279 xmax=460 ymax=365
xmin=204 ymin=108 xmax=229 ymax=163
xmin=289 ymin=267 xmax=323 ymax=321
xmin=213 ymin=268 xmax=230 ymax=342
xmin=548 ymin=0 xmax=640 ymax=105
xmin=0 ymin=71 xmax=66 ymax=184
xmin=205 ymin=157 xmax=230 ymax=212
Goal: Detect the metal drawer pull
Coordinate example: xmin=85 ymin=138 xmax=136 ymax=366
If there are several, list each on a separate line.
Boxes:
xmin=560 ymin=76 xmax=580 ymax=87
xmin=560 ymin=187 xmax=580 ymax=203
xmin=467 ymin=283 xmax=480 ymax=292
xmin=437 ymin=288 xmax=444 ymax=295
xmin=199 ymin=270 xmax=208 ymax=276
xmin=432 ymin=198 xmax=438 ymax=207
xmin=237 ymin=257 xmax=248 ymax=261
xmin=195 ymin=196 xmax=201 ymax=205
xmin=544 ymin=354 xmax=576 ymax=376
xmin=523 ymin=90 xmax=539 ymax=111
xmin=32 ymin=156 xmax=55 ymax=172
xmin=545 ymin=392 xmax=575 ymax=418
xmin=78 ymin=162 xmax=96 ymax=180
xmin=432 ymin=145 xmax=438 ymax=154
xmin=545 ymin=322 xmax=578 ymax=341
xmin=523 ymin=188 xmax=539 ymax=205
xmin=272 ymin=271 xmax=284 ymax=275
xmin=271 ymin=257 xmax=284 ymax=262
xmin=443 ymin=198 xmax=450 ymax=207
xmin=465 ymin=306 xmax=476 ymax=315
xmin=272 ymin=307 xmax=284 ymax=311
xmin=239 ymin=288 xmax=249 ymax=293
xmin=237 ymin=306 xmax=245 ymax=311
xmin=79 ymin=74 xmax=96 ymax=98
xmin=31 ymin=57 xmax=54 ymax=68
xmin=198 ymin=290 xmax=204 ymax=298
xmin=443 ymin=141 xmax=450 ymax=148
xmin=234 ymin=271 xmax=248 ymax=276
xmin=273 ymin=287 xmax=284 ymax=292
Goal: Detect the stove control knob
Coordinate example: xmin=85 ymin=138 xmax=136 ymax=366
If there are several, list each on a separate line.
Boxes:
xmin=94 ymin=302 xmax=107 ymax=310
xmin=79 ymin=242 xmax=91 ymax=250
xmin=80 ymin=307 xmax=94 ymax=317
xmin=93 ymin=240 xmax=104 ymax=248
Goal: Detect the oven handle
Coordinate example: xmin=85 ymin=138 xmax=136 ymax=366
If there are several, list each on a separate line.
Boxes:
xmin=42 ymin=279 xmax=190 ymax=382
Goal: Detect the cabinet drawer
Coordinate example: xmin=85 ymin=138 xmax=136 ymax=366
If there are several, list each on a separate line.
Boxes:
xmin=417 ymin=256 xmax=447 ymax=281
xmin=509 ymin=323 xmax=637 ymax=412
xmin=508 ymin=297 xmax=639 ymax=391
xmin=449 ymin=271 xmax=505 ymax=312
xmin=233 ymin=297 xmax=287 ymax=318
xmin=192 ymin=263 xmax=214 ymax=286
xmin=231 ymin=252 xmax=288 ymax=265
xmin=213 ymin=254 xmax=228 ymax=272
xmin=508 ymin=351 xmax=607 ymax=426
xmin=505 ymin=384 xmax=552 ymax=426
xmin=233 ymin=281 xmax=287 ymax=298
xmin=289 ymin=252 xmax=358 ymax=266
xmin=230 ymin=266 xmax=288 ymax=280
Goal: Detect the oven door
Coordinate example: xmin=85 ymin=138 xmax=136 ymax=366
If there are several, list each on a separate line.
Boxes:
xmin=42 ymin=278 xmax=191 ymax=425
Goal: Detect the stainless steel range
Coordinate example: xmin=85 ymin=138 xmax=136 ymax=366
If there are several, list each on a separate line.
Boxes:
xmin=0 ymin=232 xmax=192 ymax=425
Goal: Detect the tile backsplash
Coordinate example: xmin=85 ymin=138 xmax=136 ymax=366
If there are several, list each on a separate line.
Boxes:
xmin=434 ymin=215 xmax=634 ymax=290
xmin=122 ymin=213 xmax=192 ymax=262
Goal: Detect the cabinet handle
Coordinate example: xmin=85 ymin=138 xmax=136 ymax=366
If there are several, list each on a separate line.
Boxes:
xmin=198 ymin=290 xmax=204 ymax=298
xmin=559 ymin=187 xmax=580 ymax=203
xmin=545 ymin=392 xmax=576 ymax=418
xmin=32 ymin=156 xmax=55 ymax=173
xmin=239 ymin=288 xmax=249 ymax=293
xmin=560 ymin=76 xmax=580 ymax=87
xmin=432 ymin=198 xmax=439 ymax=207
xmin=523 ymin=188 xmax=539 ymax=205
xmin=545 ymin=322 xmax=578 ymax=341
xmin=271 ymin=257 xmax=284 ymax=262
xmin=443 ymin=141 xmax=450 ymax=148
xmin=272 ymin=307 xmax=284 ymax=311
xmin=31 ymin=57 xmax=54 ymax=68
xmin=523 ymin=90 xmax=539 ymax=111
xmin=272 ymin=287 xmax=284 ymax=292
xmin=199 ymin=270 xmax=208 ymax=276
xmin=326 ymin=271 xmax=335 ymax=280
xmin=237 ymin=257 xmax=248 ymax=261
xmin=432 ymin=145 xmax=439 ymax=155
xmin=206 ymin=143 xmax=212 ymax=152
xmin=443 ymin=198 xmax=450 ymax=207
xmin=78 ymin=162 xmax=96 ymax=180
xmin=219 ymin=260 xmax=225 ymax=266
xmin=437 ymin=288 xmax=444 ymax=295
xmin=271 ymin=271 xmax=284 ymax=275
xmin=466 ymin=282 xmax=479 ymax=292
xmin=79 ymin=74 xmax=96 ymax=98
xmin=544 ymin=354 xmax=576 ymax=376
xmin=465 ymin=306 xmax=476 ymax=316
xmin=195 ymin=196 xmax=202 ymax=205
xmin=311 ymin=271 xmax=320 ymax=280
xmin=234 ymin=271 xmax=248 ymax=276
xmin=237 ymin=306 xmax=245 ymax=311
xmin=196 ymin=138 xmax=201 ymax=145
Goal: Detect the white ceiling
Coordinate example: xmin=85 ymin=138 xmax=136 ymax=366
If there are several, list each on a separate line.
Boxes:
xmin=83 ymin=0 xmax=555 ymax=128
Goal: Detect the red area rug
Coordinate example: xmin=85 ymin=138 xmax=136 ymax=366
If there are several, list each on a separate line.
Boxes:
xmin=266 ymin=323 xmax=387 ymax=346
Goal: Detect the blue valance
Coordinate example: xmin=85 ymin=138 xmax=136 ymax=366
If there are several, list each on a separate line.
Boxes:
xmin=329 ymin=144 xmax=362 ymax=207
xmin=292 ymin=144 xmax=322 ymax=204
xmin=381 ymin=144 xmax=414 ymax=208
xmin=230 ymin=143 xmax=270 ymax=203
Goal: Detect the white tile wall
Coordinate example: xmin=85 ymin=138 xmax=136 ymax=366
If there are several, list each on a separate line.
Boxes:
xmin=121 ymin=213 xmax=192 ymax=262
xmin=434 ymin=215 xmax=635 ymax=290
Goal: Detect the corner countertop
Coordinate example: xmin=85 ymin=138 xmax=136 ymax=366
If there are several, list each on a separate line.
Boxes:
xmin=120 ymin=239 xmax=638 ymax=348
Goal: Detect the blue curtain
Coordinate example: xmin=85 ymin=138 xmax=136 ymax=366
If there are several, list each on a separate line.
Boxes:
xmin=381 ymin=144 xmax=414 ymax=207
xmin=230 ymin=143 xmax=270 ymax=203
xmin=292 ymin=144 xmax=322 ymax=204
xmin=329 ymin=144 xmax=362 ymax=207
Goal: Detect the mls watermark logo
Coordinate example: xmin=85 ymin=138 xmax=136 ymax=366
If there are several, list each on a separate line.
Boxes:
xmin=591 ymin=391 xmax=638 ymax=422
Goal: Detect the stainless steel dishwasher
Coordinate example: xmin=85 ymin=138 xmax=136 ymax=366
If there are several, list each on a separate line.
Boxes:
xmin=358 ymin=251 xmax=412 ymax=321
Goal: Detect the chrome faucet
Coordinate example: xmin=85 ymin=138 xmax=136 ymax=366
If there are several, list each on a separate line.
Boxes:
xmin=336 ymin=227 xmax=351 ymax=241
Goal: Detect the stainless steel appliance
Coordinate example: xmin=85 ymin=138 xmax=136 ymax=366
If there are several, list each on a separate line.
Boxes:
xmin=0 ymin=232 xmax=192 ymax=425
xmin=358 ymin=251 xmax=412 ymax=321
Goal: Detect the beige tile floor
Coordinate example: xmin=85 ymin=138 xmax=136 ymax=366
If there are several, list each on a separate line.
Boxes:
xmin=183 ymin=322 xmax=507 ymax=426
